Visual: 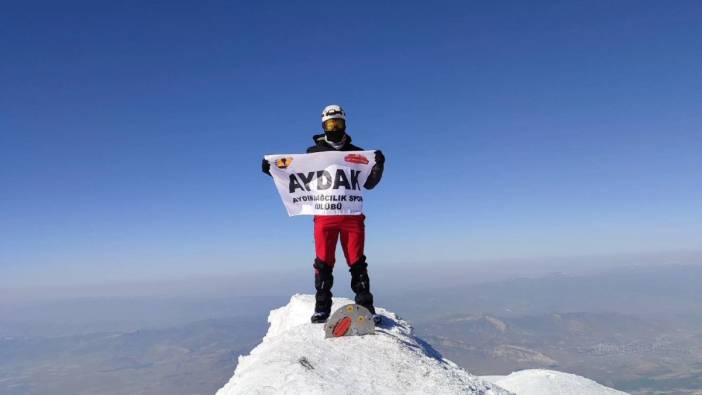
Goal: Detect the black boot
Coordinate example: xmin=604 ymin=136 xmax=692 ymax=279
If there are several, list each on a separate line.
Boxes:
xmin=312 ymin=258 xmax=333 ymax=323
xmin=350 ymin=257 xmax=376 ymax=315
xmin=310 ymin=311 xmax=329 ymax=323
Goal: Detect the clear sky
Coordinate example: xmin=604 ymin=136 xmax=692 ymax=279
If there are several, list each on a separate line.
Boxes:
xmin=2 ymin=1 xmax=701 ymax=287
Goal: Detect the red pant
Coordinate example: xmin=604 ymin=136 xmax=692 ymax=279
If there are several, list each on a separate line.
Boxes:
xmin=314 ymin=214 xmax=365 ymax=267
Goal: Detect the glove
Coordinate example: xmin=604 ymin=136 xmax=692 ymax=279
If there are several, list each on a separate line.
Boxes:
xmin=364 ymin=150 xmax=385 ymax=190
xmin=261 ymin=158 xmax=271 ymax=175
xmin=374 ymin=150 xmax=385 ymax=165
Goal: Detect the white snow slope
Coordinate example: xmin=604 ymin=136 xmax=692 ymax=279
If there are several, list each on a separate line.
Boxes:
xmin=481 ymin=370 xmax=628 ymax=395
xmin=216 ymin=294 xmax=628 ymax=395
xmin=216 ymin=294 xmax=510 ymax=395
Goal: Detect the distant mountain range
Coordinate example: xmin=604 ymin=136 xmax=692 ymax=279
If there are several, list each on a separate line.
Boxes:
xmin=2 ymin=264 xmax=701 ymax=394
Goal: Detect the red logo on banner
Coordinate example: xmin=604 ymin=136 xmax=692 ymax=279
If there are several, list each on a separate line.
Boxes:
xmin=344 ymin=154 xmax=369 ymax=164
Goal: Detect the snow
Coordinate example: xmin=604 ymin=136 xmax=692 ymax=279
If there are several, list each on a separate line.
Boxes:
xmin=216 ymin=294 xmax=628 ymax=395
xmin=480 ymin=369 xmax=629 ymax=395
xmin=216 ymin=294 xmax=510 ymax=395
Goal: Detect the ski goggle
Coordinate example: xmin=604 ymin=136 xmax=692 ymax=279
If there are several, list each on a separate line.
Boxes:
xmin=323 ymin=118 xmax=346 ymax=132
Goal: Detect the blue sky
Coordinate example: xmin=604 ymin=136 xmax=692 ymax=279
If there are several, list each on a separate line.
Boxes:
xmin=1 ymin=1 xmax=701 ymax=287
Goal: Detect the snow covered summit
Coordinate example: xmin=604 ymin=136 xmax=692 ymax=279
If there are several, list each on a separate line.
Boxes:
xmin=481 ymin=370 xmax=628 ymax=395
xmin=216 ymin=294 xmax=510 ymax=395
xmin=216 ymin=294 xmax=629 ymax=395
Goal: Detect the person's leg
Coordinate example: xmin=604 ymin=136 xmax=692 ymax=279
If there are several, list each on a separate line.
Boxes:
xmin=339 ymin=215 xmax=364 ymax=265
xmin=313 ymin=216 xmax=340 ymax=317
xmin=314 ymin=215 xmax=340 ymax=267
xmin=340 ymin=215 xmax=376 ymax=315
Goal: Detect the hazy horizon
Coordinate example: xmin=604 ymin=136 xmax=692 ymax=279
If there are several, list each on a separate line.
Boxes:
xmin=3 ymin=249 xmax=701 ymax=301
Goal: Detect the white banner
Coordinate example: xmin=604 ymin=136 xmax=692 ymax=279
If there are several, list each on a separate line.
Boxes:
xmin=264 ymin=151 xmax=376 ymax=216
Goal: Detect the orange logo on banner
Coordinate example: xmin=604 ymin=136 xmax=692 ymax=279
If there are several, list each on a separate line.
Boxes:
xmin=276 ymin=157 xmax=294 ymax=169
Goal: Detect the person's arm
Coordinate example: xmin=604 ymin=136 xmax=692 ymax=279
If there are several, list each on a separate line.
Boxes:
xmin=262 ymin=158 xmax=271 ymax=176
xmin=363 ymin=150 xmax=385 ymax=190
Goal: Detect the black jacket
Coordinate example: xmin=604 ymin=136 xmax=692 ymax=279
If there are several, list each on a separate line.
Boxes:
xmin=306 ymin=133 xmax=384 ymax=190
xmin=306 ymin=133 xmax=364 ymax=153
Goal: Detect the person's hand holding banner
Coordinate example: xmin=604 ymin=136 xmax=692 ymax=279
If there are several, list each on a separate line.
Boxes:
xmin=264 ymin=150 xmax=377 ymax=216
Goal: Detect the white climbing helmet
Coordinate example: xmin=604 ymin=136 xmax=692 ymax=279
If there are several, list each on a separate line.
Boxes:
xmin=321 ymin=104 xmax=346 ymax=122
